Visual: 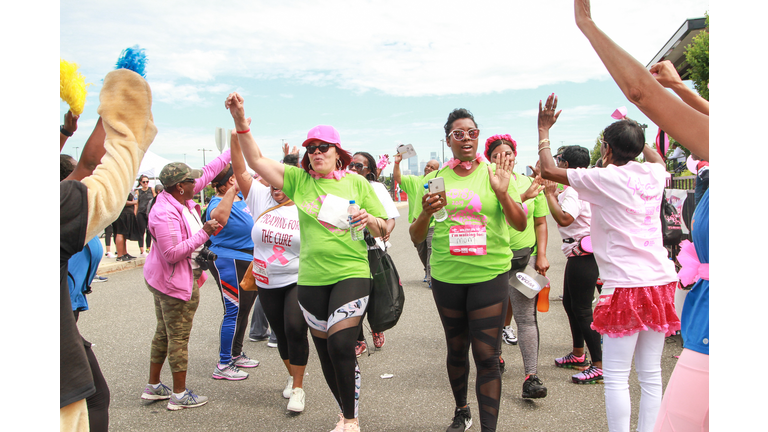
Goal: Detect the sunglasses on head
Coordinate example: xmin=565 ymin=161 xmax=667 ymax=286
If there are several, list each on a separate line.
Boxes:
xmin=348 ymin=162 xmax=368 ymax=170
xmin=449 ymin=128 xmax=480 ymax=141
xmin=306 ymin=143 xmax=335 ymax=154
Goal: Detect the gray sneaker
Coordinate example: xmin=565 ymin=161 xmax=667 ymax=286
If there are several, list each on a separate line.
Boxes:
xmin=140 ymin=382 xmax=172 ymax=400
xmin=232 ymin=352 xmax=260 ymax=368
xmin=212 ymin=363 xmax=249 ymax=381
xmin=167 ymin=389 xmax=208 ymax=410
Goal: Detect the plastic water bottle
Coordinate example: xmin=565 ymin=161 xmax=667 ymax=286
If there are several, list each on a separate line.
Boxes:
xmin=348 ymin=200 xmax=364 ymax=241
xmin=424 ymin=184 xmax=448 ymax=222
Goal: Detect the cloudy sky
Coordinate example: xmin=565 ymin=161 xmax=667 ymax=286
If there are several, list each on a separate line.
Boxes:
xmin=60 ymin=0 xmax=709 ymax=175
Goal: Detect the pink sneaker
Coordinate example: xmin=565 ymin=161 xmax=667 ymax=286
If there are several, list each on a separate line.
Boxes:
xmin=372 ymin=332 xmax=385 ymax=349
xmin=355 ymin=341 xmax=367 ymax=358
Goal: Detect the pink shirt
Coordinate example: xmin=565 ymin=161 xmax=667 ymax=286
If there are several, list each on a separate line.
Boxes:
xmin=556 ymin=186 xmax=591 ymax=257
xmin=567 ymin=162 xmax=677 ymax=290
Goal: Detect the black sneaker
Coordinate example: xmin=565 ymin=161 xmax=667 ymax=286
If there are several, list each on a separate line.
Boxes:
xmin=446 ymin=406 xmax=472 ymax=432
xmin=124 ymin=254 xmax=137 ymax=260
xmin=521 ymin=374 xmax=547 ymax=399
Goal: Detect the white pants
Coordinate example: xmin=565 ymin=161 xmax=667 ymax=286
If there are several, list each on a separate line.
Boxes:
xmin=603 ymin=330 xmax=665 ymax=432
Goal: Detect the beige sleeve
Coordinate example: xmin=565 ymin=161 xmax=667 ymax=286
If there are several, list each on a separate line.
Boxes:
xmin=81 ymin=69 xmax=158 ymax=244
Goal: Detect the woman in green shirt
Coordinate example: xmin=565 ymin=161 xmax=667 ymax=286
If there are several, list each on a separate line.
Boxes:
xmin=410 ymin=108 xmax=527 ymax=432
xmin=225 ymin=92 xmax=387 ymax=432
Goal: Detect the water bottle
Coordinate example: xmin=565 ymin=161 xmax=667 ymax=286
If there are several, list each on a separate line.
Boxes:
xmin=424 ymin=184 xmax=448 ymax=222
xmin=348 ymin=200 xmax=364 ymax=241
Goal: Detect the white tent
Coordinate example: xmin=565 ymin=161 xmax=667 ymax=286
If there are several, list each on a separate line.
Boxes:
xmin=138 ymin=150 xmax=174 ymax=179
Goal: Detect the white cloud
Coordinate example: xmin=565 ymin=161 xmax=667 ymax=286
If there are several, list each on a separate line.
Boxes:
xmin=61 ymin=0 xmax=710 ymax=97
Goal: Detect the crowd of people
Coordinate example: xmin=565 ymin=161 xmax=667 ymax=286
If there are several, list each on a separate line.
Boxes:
xmin=61 ymin=2 xmax=709 ymax=432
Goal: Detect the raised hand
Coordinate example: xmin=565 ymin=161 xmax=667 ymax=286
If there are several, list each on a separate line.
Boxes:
xmin=521 ymin=178 xmax=545 ymax=202
xmin=63 ymin=110 xmax=79 ymax=134
xmin=394 ymin=152 xmax=403 ymax=164
xmin=542 ymin=179 xmax=560 ymax=198
xmin=489 ymin=152 xmax=513 ymax=194
xmin=649 ymin=60 xmax=683 ymax=89
xmin=574 ymin=0 xmax=593 ymax=28
xmin=225 ymin=92 xmax=246 ymax=122
xmin=538 ymin=93 xmax=562 ymax=132
xmin=283 ymin=143 xmax=299 ymax=156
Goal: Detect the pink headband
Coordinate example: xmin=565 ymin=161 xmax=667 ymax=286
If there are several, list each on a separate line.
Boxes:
xmin=483 ymin=134 xmax=517 ymax=160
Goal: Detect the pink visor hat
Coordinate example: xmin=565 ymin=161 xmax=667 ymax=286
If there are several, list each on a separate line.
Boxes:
xmin=300 ymin=125 xmax=352 ymax=172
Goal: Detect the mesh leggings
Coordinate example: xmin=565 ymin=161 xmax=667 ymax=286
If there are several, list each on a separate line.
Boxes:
xmin=298 ymin=278 xmax=370 ymax=420
xmin=432 ymin=272 xmax=509 ymax=432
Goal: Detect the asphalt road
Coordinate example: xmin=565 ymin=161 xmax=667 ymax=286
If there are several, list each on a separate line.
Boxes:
xmin=78 ymin=206 xmax=683 ymax=431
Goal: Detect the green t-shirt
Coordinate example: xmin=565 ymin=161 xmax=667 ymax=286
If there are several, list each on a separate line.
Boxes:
xmin=508 ymin=174 xmax=550 ymax=254
xmin=424 ymin=163 xmax=521 ymax=284
xmin=282 ymin=166 xmax=387 ymax=285
xmin=399 ymin=174 xmax=426 ymax=223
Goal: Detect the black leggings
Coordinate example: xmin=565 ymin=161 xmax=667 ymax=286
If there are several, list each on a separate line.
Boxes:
xmin=298 ymin=278 xmax=370 ymax=420
xmin=432 ymin=272 xmax=509 ymax=432
xmin=562 ymin=254 xmax=602 ymax=363
xmin=258 ymin=284 xmax=309 ymax=366
xmin=74 ymin=313 xmax=110 ymax=431
xmin=136 ymin=212 xmax=151 ymax=249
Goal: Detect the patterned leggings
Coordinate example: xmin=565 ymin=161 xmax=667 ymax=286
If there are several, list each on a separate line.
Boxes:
xmin=298 ymin=278 xmax=370 ymax=420
xmin=432 ymin=272 xmax=509 ymax=432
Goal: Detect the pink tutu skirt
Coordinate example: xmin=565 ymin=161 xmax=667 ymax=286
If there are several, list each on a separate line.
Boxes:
xmin=591 ymin=282 xmax=680 ymax=338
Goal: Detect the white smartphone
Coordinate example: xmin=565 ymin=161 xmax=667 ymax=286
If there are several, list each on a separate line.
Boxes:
xmin=428 ymin=177 xmax=447 ymax=203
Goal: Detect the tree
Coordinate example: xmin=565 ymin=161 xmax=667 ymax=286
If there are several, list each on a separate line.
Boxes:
xmin=590 ymin=131 xmax=604 ymax=166
xmin=685 ymin=13 xmax=709 ymax=100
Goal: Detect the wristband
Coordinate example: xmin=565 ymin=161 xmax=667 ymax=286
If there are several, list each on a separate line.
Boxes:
xmin=60 ymin=125 xmax=74 ymax=137
xmin=236 ymin=128 xmax=250 ymax=134
xmin=538 ymin=138 xmax=550 ymax=146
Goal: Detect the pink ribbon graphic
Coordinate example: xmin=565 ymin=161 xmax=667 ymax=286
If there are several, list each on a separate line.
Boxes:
xmin=677 ymin=240 xmax=709 ymax=286
xmin=611 ymin=106 xmax=628 ymax=120
xmin=267 ymin=245 xmax=289 ymax=265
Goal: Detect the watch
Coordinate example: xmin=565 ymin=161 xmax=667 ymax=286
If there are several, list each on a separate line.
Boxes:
xmin=60 ymin=125 xmax=74 ymax=137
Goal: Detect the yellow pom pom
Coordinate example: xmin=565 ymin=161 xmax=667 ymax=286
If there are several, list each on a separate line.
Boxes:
xmin=60 ymin=59 xmax=92 ymax=116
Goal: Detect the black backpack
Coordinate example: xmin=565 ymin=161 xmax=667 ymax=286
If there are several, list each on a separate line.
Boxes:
xmin=660 ymin=190 xmax=682 ymax=246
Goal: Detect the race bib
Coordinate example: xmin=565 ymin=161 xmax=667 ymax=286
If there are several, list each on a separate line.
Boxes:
xmin=253 ymin=258 xmax=269 ymax=284
xmin=449 ymin=225 xmax=487 ymax=256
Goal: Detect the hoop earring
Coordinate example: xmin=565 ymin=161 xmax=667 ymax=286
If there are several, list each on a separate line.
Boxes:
xmin=180 ymin=189 xmax=184 ymax=196
xmin=336 ymin=159 xmax=342 ymax=169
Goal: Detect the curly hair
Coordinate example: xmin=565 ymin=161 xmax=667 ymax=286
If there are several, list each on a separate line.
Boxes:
xmin=353 ymin=151 xmax=378 ymax=181
xmin=443 ymin=108 xmax=477 ymax=138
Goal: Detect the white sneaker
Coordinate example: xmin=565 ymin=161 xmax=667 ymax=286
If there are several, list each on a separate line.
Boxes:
xmin=212 ymin=363 xmax=249 ymax=381
xmin=283 ymin=376 xmax=294 ymax=399
xmin=287 ymin=388 xmax=305 ymax=412
xmin=502 ymin=326 xmax=518 ymax=345
xmin=267 ymin=341 xmax=278 ymax=348
xmin=105 ymin=252 xmax=116 ymax=258
xmin=232 ymin=352 xmax=260 ymax=368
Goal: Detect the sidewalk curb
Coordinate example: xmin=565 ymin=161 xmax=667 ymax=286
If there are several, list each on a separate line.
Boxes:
xmin=97 ymin=257 xmax=146 ymax=276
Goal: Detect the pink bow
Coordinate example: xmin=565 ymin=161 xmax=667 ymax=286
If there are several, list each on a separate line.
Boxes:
xmin=309 ymin=169 xmax=354 ymax=180
xmin=677 ymin=240 xmax=709 ymax=286
xmin=443 ymin=153 xmax=489 ymax=170
xmin=611 ymin=106 xmax=628 ymax=120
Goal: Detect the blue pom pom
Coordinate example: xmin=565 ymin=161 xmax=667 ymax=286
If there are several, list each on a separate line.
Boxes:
xmin=115 ymin=45 xmax=148 ymax=78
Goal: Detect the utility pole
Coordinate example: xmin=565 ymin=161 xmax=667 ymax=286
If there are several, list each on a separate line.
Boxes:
xmin=198 ymin=148 xmax=213 ymax=204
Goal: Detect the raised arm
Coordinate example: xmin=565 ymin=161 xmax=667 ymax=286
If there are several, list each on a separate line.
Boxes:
xmin=393 ymin=152 xmax=403 ymax=185
xmin=230 ymin=128 xmax=253 ymax=199
xmin=650 ymin=60 xmax=709 ymax=116
xmin=60 ymin=110 xmax=79 ymax=150
xmin=574 ymin=0 xmax=708 ymax=160
xmin=489 ymin=153 xmax=526 ymax=231
xmin=210 ymin=182 xmax=239 ymax=227
xmin=537 ymin=94 xmax=569 ymax=185
xmin=80 ymin=69 xmax=157 ymax=243
xmin=65 ymin=118 xmax=107 ymax=182
xmin=642 ymin=143 xmax=665 ymax=167
xmin=225 ymin=92 xmax=285 ymax=188
xmin=543 ymin=180 xmax=574 ymax=227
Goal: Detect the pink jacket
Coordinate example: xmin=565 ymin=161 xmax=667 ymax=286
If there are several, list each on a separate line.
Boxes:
xmin=143 ymin=150 xmax=231 ymax=301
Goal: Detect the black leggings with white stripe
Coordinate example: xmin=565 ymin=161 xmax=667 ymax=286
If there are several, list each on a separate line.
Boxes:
xmin=432 ymin=272 xmax=509 ymax=432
